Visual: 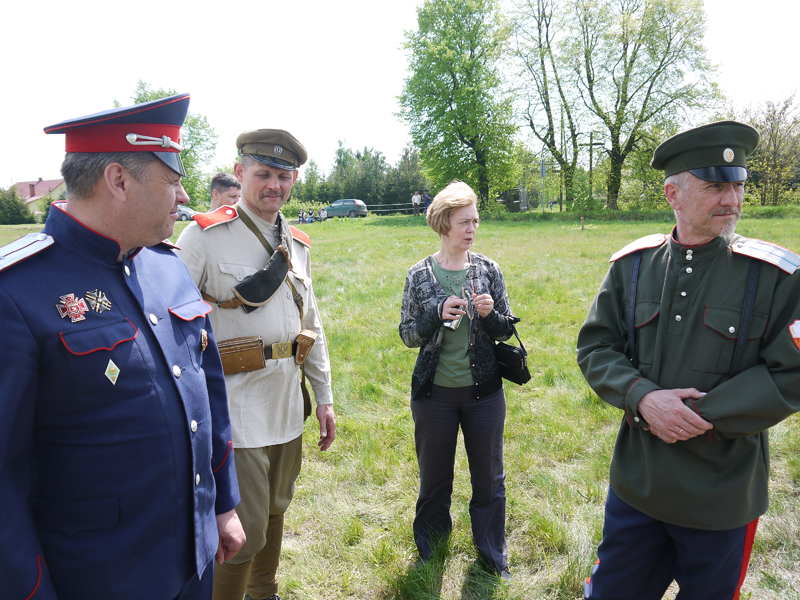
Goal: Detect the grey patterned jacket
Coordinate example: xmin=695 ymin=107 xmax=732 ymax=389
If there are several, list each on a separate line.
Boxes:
xmin=399 ymin=252 xmax=517 ymax=400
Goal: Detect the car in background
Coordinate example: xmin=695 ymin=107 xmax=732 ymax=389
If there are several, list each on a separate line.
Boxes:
xmin=177 ymin=205 xmax=198 ymax=221
xmin=323 ymin=199 xmax=367 ymax=218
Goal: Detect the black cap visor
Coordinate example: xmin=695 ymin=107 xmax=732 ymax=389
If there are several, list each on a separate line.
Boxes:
xmin=154 ymin=151 xmax=186 ymax=177
xmin=689 ymin=166 xmax=748 ymax=183
xmin=248 ymin=154 xmax=296 ymax=171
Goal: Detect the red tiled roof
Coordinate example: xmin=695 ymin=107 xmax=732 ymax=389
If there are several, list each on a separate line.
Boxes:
xmin=11 ymin=178 xmax=64 ymax=201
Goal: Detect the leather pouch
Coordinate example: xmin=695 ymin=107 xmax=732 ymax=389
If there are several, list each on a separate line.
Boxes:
xmin=295 ymin=330 xmax=318 ymax=365
xmin=218 ymin=336 xmax=265 ymax=375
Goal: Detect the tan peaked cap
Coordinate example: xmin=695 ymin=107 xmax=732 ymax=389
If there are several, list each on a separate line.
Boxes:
xmin=236 ymin=129 xmax=308 ymax=170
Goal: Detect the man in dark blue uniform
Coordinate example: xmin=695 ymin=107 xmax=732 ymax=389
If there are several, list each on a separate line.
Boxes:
xmin=0 ymin=93 xmax=245 ymax=599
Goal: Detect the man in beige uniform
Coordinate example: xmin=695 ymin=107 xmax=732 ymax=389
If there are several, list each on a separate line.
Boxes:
xmin=177 ymin=129 xmax=336 ymax=600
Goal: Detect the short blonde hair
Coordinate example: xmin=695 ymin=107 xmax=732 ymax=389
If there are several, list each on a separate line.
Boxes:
xmin=426 ymin=180 xmax=478 ymax=236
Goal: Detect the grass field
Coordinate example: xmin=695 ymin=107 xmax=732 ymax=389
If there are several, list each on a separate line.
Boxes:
xmin=5 ymin=213 xmax=800 ymax=599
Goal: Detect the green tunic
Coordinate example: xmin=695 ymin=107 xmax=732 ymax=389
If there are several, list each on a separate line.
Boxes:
xmin=577 ymin=230 xmax=800 ymax=530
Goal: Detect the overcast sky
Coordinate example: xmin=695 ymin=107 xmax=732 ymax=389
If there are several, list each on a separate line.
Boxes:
xmin=1 ymin=0 xmax=797 ymax=187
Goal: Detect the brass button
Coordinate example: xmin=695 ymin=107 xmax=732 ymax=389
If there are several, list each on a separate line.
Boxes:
xmin=681 ymin=291 xmax=687 ymax=297
xmin=686 ymin=267 xmax=693 ymax=274
xmin=675 ymin=315 xmax=682 ymax=322
xmin=729 ymin=326 xmax=736 ymax=334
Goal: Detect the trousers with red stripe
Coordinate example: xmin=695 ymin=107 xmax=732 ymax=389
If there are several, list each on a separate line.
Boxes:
xmin=584 ymin=487 xmax=757 ymax=600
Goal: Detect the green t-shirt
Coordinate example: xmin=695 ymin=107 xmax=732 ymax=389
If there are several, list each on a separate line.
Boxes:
xmin=431 ymin=258 xmax=473 ymax=388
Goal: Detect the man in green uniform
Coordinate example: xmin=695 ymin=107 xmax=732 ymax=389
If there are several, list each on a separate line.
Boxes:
xmin=577 ymin=121 xmax=800 ymax=600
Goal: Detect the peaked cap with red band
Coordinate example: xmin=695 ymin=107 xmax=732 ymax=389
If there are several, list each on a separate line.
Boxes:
xmin=44 ymin=93 xmax=191 ymax=177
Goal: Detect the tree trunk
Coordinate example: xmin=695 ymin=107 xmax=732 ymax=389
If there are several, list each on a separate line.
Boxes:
xmin=606 ymin=156 xmax=622 ymax=210
xmin=475 ymin=148 xmax=491 ymax=210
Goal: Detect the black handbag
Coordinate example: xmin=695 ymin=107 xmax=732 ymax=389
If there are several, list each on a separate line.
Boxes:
xmin=495 ymin=325 xmax=531 ymax=385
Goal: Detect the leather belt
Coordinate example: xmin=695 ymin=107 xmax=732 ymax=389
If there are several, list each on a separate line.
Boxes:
xmin=264 ymin=341 xmax=298 ymax=360
xmin=202 ymin=292 xmax=244 ymax=310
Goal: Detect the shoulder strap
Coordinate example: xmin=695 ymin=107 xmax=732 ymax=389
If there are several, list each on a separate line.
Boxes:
xmin=237 ymin=208 xmax=275 ymax=254
xmin=729 ymin=259 xmax=760 ymax=377
xmin=627 ymin=253 xmax=642 ymax=369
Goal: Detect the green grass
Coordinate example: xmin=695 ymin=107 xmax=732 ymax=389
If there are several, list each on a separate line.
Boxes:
xmin=9 ymin=213 xmax=800 ymax=598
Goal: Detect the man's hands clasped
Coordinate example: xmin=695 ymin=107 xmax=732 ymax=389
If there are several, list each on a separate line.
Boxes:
xmin=638 ymin=388 xmax=713 ymax=444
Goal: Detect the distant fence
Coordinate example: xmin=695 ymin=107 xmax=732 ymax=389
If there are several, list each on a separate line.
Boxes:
xmin=364 ymin=202 xmax=417 ymax=215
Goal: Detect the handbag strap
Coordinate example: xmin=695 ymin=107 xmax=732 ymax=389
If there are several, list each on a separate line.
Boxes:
xmin=509 ymin=324 xmax=527 ymax=356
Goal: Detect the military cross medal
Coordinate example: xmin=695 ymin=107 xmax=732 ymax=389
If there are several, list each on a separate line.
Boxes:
xmin=85 ymin=289 xmax=112 ymax=313
xmin=56 ymin=293 xmax=89 ymax=323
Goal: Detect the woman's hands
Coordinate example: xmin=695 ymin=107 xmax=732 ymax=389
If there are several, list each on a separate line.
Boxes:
xmin=441 ymin=294 xmax=494 ymax=321
xmin=441 ymin=295 xmax=468 ymax=321
xmin=472 ymin=293 xmax=494 ymax=318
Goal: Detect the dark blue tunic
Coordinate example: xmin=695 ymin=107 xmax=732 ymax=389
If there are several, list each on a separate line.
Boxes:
xmin=0 ymin=204 xmax=239 ymax=599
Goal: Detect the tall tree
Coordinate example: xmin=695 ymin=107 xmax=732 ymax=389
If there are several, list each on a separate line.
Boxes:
xmin=399 ymin=0 xmax=518 ymax=209
xmin=569 ymin=0 xmax=716 ymax=208
xmin=384 ymin=146 xmax=431 ymax=206
xmin=743 ymin=94 xmax=800 ymax=206
xmin=116 ymin=81 xmax=219 ymax=208
xmin=512 ymin=0 xmax=581 ymax=206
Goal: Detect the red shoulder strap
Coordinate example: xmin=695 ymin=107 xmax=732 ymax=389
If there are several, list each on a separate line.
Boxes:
xmin=193 ymin=206 xmax=239 ymax=230
xmin=290 ymin=225 xmax=311 ymax=248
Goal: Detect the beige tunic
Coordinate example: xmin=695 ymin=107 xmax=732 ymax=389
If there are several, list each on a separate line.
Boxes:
xmin=176 ymin=202 xmax=332 ymax=448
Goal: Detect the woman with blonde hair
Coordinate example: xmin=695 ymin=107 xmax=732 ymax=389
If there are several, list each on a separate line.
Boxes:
xmin=399 ymin=180 xmax=517 ymax=580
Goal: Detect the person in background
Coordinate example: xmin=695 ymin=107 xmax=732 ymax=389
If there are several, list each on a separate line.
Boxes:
xmin=399 ymin=180 xmax=517 ymax=581
xmin=412 ymin=190 xmax=422 ymax=216
xmin=423 ymin=188 xmax=432 ymax=213
xmin=210 ymin=172 xmax=242 ymax=212
xmin=578 ymin=121 xmax=800 ymax=600
xmin=0 ymin=93 xmax=244 ymax=600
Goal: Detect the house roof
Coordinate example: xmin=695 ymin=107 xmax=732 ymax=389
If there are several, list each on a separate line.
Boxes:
xmin=11 ymin=178 xmax=64 ymax=204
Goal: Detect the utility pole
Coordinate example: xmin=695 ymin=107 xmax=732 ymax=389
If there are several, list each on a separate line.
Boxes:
xmin=579 ymin=132 xmax=604 ymax=201
xmin=540 ymin=147 xmax=546 ymax=214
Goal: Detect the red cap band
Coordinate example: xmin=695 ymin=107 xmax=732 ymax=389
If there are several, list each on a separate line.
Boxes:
xmin=64 ymin=123 xmax=182 ymax=153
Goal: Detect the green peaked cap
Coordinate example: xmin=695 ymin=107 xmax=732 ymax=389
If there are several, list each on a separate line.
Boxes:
xmin=651 ymin=121 xmax=760 ymax=181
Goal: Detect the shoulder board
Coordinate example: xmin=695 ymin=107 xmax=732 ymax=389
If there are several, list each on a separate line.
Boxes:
xmin=609 ymin=233 xmax=667 ymax=263
xmin=731 ymin=237 xmax=800 ymax=275
xmin=290 ymin=226 xmax=311 ymax=248
xmin=157 ymin=239 xmax=179 ymax=250
xmin=0 ymin=232 xmax=54 ymax=272
xmin=193 ymin=206 xmax=239 ymax=230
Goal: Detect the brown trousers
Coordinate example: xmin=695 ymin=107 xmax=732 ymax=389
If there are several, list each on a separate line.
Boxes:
xmin=212 ymin=436 xmax=303 ymax=600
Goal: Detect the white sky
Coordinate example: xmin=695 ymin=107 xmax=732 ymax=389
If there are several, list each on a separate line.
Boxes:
xmin=1 ymin=0 xmax=797 ymax=187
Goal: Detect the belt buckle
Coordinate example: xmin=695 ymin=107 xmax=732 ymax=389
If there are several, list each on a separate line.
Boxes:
xmin=271 ymin=341 xmax=293 ymax=359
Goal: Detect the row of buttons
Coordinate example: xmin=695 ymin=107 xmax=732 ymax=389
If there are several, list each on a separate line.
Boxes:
xmin=145 ymin=306 xmax=201 ymax=484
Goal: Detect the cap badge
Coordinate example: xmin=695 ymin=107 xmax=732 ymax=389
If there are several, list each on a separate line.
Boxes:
xmin=105 ymin=359 xmax=121 ymax=385
xmin=274 ymin=144 xmax=283 ymax=155
xmin=57 ymin=293 xmax=89 ymax=323
xmin=85 ymin=289 xmax=112 ymax=313
xmin=126 ymin=132 xmax=183 ymax=152
xmin=723 ymin=148 xmax=735 ymax=163
xmin=790 ymin=320 xmax=800 ymax=352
